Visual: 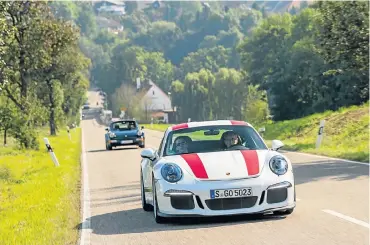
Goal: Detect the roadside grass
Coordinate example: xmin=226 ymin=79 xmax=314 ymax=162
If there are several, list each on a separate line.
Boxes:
xmin=0 ymin=127 xmax=81 ymax=245
xmin=142 ymin=102 xmax=369 ymax=162
xmin=142 ymin=123 xmax=170 ymax=132
xmin=261 ymin=102 xmax=369 ymax=162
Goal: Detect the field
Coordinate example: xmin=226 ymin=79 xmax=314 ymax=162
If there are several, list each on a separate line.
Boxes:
xmin=142 ymin=102 xmax=369 ymax=162
xmin=0 ymin=128 xmax=82 ymax=245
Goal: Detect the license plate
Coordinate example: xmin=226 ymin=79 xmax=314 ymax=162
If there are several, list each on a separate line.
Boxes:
xmin=210 ymin=188 xmax=252 ymax=199
xmin=121 ymin=140 xmax=133 ymax=144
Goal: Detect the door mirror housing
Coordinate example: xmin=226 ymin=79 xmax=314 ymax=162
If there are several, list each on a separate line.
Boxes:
xmin=140 ymin=148 xmax=157 ymax=160
xmin=271 ymin=140 xmax=284 ymax=151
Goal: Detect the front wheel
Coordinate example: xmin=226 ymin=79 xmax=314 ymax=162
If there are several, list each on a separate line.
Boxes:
xmin=152 ymin=178 xmax=167 ymax=224
xmin=141 ymin=172 xmax=153 ymax=211
xmin=139 ymin=138 xmax=145 ymax=148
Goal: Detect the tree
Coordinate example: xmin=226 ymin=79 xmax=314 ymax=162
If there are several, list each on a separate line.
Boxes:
xmin=214 ymin=68 xmax=244 ymax=120
xmin=179 ymin=46 xmax=231 ymax=78
xmin=36 ymin=16 xmax=89 ymax=135
xmin=111 ymin=83 xmax=144 ymax=120
xmin=315 ymin=1 xmax=369 ymax=107
xmin=0 ymin=1 xmax=53 ymax=148
xmin=142 ymin=52 xmax=174 ymax=91
xmin=0 ymin=97 xmax=15 ymax=146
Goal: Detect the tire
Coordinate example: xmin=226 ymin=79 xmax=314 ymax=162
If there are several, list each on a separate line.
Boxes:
xmin=141 ymin=172 xmax=153 ymax=212
xmin=152 ymin=178 xmax=167 ymax=224
xmin=139 ymin=139 xmax=145 ymax=148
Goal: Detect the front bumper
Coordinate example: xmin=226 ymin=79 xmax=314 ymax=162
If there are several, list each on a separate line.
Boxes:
xmin=154 ymin=173 xmax=295 ymax=217
xmin=107 ymin=136 xmax=145 ymax=146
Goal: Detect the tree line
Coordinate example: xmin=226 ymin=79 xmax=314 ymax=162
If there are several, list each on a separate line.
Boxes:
xmin=0 ymin=2 xmax=90 ymax=149
xmin=50 ymin=1 xmax=368 ymax=123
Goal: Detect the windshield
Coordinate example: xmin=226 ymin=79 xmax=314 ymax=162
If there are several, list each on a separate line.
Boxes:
xmin=163 ymin=125 xmax=267 ymax=156
xmin=110 ymin=121 xmax=137 ymax=131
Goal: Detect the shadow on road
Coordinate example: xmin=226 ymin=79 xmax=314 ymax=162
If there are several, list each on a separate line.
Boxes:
xmin=88 ymin=147 xmax=138 ymax=153
xmin=293 ymin=160 xmax=369 ymax=185
xmin=78 ymin=209 xmax=286 ymax=235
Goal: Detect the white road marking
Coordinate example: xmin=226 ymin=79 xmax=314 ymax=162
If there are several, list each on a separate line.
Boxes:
xmin=80 ymin=127 xmax=92 ymax=245
xmin=281 ymin=150 xmax=370 ymax=166
xmin=322 ymin=209 xmax=370 ymax=229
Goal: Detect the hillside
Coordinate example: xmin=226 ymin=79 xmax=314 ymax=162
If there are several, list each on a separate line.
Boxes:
xmin=48 ymin=1 xmax=369 ymax=126
xmin=262 ymin=102 xmax=369 ymax=162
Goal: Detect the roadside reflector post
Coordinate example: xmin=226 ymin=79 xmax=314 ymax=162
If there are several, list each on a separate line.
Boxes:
xmin=316 ymin=119 xmax=325 ymax=149
xmin=43 ymin=138 xmax=60 ymax=167
xmin=67 ymin=126 xmax=71 ymax=141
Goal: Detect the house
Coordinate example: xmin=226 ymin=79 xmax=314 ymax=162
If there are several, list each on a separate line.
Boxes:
xmin=138 ymin=80 xmax=175 ymax=123
xmin=95 ymin=0 xmax=126 ymax=15
xmin=96 ymin=16 xmax=124 ymax=33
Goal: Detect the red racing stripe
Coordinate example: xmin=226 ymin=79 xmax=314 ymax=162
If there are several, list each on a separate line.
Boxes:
xmin=171 ymin=123 xmax=188 ymax=131
xmin=230 ymin=120 xmax=247 ymax=126
xmin=181 ymin=154 xmax=208 ymax=179
xmin=240 ymin=150 xmax=260 ymax=175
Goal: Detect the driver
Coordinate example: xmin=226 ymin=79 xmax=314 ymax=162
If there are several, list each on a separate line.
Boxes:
xmin=173 ymin=136 xmax=191 ymax=154
xmin=221 ymin=131 xmax=248 ymax=150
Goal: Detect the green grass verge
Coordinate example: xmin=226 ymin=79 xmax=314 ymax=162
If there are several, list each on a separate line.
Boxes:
xmin=142 ymin=123 xmax=171 ymax=132
xmin=262 ymin=103 xmax=369 ymax=162
xmin=0 ymin=128 xmax=82 ymax=245
xmin=142 ymin=102 xmax=369 ymax=162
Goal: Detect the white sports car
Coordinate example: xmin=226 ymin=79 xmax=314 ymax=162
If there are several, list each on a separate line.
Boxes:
xmin=140 ymin=120 xmax=296 ymax=223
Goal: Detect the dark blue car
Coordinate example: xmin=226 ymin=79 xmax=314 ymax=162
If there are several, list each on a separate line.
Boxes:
xmin=105 ymin=120 xmax=145 ymax=150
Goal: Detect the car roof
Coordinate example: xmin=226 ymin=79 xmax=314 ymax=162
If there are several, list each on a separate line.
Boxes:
xmin=168 ymin=120 xmax=252 ymax=131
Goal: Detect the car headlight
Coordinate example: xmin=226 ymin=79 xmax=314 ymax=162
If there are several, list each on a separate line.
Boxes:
xmin=109 ymin=132 xmax=116 ymax=138
xmin=269 ymin=155 xmax=288 ymax=176
xmin=161 ymin=163 xmax=183 ymax=183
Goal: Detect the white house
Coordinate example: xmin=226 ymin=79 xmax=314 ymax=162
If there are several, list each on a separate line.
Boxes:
xmin=139 ymin=80 xmax=173 ymax=123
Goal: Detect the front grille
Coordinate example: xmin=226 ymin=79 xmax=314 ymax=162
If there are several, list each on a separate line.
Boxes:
xmin=267 ymin=188 xmax=288 ymax=204
xmin=205 ymin=196 xmax=258 ymax=210
xmin=115 ymin=136 xmax=137 ymax=141
xmin=170 ymin=196 xmax=195 ymax=210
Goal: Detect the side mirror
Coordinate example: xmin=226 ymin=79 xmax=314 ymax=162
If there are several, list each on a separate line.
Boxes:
xmin=140 ymin=148 xmax=157 ymax=160
xmin=271 ymin=140 xmax=284 ymax=151
xmin=105 ymin=127 xmax=109 ymax=132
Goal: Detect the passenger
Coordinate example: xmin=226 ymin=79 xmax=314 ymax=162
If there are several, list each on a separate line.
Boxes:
xmin=173 ymin=136 xmax=192 ymax=154
xmin=221 ymin=131 xmax=248 ymax=150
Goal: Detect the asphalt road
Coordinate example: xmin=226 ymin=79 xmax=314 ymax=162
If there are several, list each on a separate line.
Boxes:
xmin=79 ymin=90 xmax=369 ymax=245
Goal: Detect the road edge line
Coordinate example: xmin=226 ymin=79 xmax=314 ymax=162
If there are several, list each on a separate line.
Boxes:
xmin=322 ymin=209 xmax=370 ymax=229
xmin=280 ymin=150 xmax=369 ymax=166
xmin=79 ymin=126 xmax=91 ymax=245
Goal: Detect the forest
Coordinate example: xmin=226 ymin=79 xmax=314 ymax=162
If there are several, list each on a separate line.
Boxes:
xmin=1 ymin=0 xmax=369 ymax=147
